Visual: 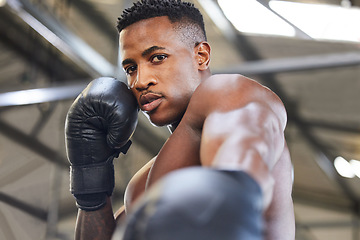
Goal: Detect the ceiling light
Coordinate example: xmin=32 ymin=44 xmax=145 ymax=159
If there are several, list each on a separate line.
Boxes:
xmin=334 ymin=156 xmax=355 ymax=178
xmin=341 ymin=0 xmax=352 ymax=8
xmin=350 ymin=159 xmax=360 ymax=178
xmin=0 ymin=0 xmax=6 ymax=7
xmin=217 ymin=0 xmax=295 ymax=37
xmin=270 ymin=0 xmax=360 ymax=43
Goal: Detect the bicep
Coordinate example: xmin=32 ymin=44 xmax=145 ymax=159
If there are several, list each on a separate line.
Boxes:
xmin=199 ymin=103 xmax=283 ymax=207
xmin=187 ymin=75 xmax=287 ymax=169
xmin=189 ymin=75 xmax=288 ymax=207
xmin=200 ymin=101 xmax=286 ymax=171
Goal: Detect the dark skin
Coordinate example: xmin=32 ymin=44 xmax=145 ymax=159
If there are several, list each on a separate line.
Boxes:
xmin=75 ymin=16 xmax=295 ymax=240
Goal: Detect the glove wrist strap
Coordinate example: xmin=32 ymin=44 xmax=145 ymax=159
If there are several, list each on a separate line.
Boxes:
xmin=70 ymin=156 xmax=115 ymax=195
xmin=70 ymin=156 xmax=115 ymax=211
xmin=70 ymin=140 xmax=132 ymax=211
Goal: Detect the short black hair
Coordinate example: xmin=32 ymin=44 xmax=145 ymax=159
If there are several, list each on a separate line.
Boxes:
xmin=117 ymin=0 xmax=207 ymax=47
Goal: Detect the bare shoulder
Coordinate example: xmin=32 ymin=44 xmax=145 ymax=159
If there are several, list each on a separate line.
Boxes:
xmin=196 ymin=74 xmax=272 ymax=95
xmin=184 ymin=74 xmax=287 ymax=129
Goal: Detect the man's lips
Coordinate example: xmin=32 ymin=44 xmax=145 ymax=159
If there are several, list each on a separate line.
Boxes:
xmin=139 ymin=92 xmax=163 ymax=112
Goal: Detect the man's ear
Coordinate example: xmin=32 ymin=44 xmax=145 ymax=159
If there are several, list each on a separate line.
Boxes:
xmin=195 ymin=41 xmax=211 ymax=71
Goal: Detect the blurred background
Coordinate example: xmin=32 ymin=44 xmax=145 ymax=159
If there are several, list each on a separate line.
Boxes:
xmin=0 ymin=0 xmax=360 ymax=239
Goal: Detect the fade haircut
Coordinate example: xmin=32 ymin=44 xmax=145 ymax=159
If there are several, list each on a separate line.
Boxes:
xmin=116 ymin=0 xmax=207 ymax=48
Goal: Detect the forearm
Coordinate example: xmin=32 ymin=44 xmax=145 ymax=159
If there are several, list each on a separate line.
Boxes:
xmin=75 ymin=197 xmax=116 ymax=240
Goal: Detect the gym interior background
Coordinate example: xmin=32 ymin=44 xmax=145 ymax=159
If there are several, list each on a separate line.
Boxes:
xmin=0 ymin=0 xmax=360 ymax=239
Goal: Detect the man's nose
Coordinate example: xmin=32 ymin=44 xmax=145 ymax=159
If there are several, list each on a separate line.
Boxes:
xmin=133 ymin=67 xmax=157 ymax=91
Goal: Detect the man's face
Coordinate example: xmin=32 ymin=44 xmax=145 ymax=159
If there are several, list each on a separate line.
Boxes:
xmin=119 ymin=16 xmax=202 ymax=127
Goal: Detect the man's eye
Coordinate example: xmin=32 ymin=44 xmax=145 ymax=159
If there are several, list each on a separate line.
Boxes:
xmin=151 ymin=54 xmax=167 ymax=63
xmin=125 ymin=65 xmax=137 ymax=75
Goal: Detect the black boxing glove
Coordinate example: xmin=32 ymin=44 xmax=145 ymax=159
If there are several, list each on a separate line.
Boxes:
xmin=65 ymin=77 xmax=138 ymax=211
xmin=118 ymin=168 xmax=263 ymax=240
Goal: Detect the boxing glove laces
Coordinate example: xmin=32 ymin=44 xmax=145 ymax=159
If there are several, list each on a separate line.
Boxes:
xmin=65 ymin=77 xmax=138 ymax=211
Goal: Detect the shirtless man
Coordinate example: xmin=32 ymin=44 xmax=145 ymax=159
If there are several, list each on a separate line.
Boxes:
xmin=65 ymin=1 xmax=295 ymax=239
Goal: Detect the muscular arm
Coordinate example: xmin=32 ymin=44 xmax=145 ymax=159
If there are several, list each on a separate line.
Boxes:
xmin=189 ymin=74 xmax=286 ymax=188
xmin=199 ymin=104 xmax=283 ymax=207
xmin=186 ymin=74 xmax=294 ymax=238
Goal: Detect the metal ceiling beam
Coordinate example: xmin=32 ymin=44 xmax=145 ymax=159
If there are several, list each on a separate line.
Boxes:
xmin=0 ymin=82 xmax=87 ymax=107
xmin=0 ymin=83 xmax=165 ymax=167
xmin=0 ymin=7 xmax=89 ymax=81
xmin=293 ymin=187 xmax=353 ymax=213
xmin=296 ymin=220 xmax=359 ymax=229
xmin=70 ymin=0 xmax=119 ymax=41
xmin=218 ymin=51 xmax=360 ymax=76
xmin=6 ymin=0 xmax=116 ymax=78
xmin=0 ymin=119 xmax=68 ymax=168
xmin=303 ymin=119 xmax=360 ymax=134
xmin=1 ymin=49 xmax=360 ymax=107
xmin=256 ymin=0 xmax=312 ymax=39
xmin=0 ymin=192 xmax=47 ymax=221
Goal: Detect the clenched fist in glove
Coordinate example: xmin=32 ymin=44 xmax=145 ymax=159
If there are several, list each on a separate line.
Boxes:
xmin=65 ymin=77 xmax=138 ymax=211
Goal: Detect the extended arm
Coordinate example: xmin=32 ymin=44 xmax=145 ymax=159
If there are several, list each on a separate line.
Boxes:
xmin=200 ymin=102 xmax=284 ymax=208
xmin=187 ymin=74 xmax=294 ymax=238
xmin=185 ymin=75 xmax=287 ymax=204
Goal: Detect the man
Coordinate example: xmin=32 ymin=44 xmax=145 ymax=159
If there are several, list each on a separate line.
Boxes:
xmin=65 ymin=0 xmax=295 ymax=239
